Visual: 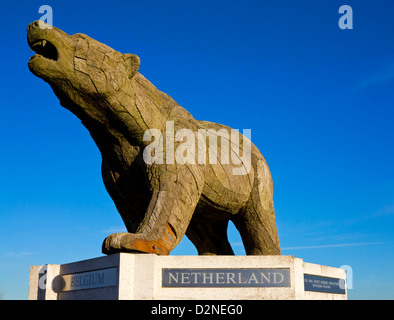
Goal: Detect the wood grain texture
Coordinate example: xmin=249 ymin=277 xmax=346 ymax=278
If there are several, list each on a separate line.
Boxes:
xmin=27 ymin=20 xmax=280 ymax=256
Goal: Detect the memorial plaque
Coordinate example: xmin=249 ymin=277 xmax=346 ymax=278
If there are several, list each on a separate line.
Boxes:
xmin=62 ymin=267 xmax=117 ymax=292
xmin=304 ymin=274 xmax=346 ymax=294
xmin=28 ymin=255 xmax=348 ymax=300
xmin=162 ymin=268 xmax=290 ymax=288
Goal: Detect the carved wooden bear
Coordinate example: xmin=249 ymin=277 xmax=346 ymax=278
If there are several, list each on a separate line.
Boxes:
xmin=27 ymin=21 xmax=280 ymax=255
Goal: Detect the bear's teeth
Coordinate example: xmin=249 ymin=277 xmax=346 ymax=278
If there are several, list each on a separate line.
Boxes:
xmin=32 ymin=40 xmax=45 ymax=49
xmin=32 ymin=41 xmax=41 ymax=50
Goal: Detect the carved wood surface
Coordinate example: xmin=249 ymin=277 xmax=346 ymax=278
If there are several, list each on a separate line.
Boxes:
xmin=27 ymin=21 xmax=280 ymax=255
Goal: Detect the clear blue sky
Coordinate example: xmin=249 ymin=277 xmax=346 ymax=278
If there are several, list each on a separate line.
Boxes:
xmin=0 ymin=0 xmax=393 ymax=300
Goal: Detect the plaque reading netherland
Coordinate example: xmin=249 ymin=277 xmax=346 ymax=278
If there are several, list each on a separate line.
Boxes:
xmin=162 ymin=268 xmax=290 ymax=288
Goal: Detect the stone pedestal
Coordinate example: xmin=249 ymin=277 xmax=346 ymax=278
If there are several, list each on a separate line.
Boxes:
xmin=28 ymin=254 xmax=347 ymax=300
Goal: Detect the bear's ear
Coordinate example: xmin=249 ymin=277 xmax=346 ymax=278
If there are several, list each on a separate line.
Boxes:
xmin=122 ymin=53 xmax=140 ymax=78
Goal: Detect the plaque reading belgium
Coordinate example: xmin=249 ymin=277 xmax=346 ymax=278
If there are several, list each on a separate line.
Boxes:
xmin=62 ymin=267 xmax=117 ymax=292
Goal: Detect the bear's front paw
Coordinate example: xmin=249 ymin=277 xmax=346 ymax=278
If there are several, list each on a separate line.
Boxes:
xmin=102 ymin=231 xmax=173 ymax=255
xmin=102 ymin=232 xmax=136 ymax=254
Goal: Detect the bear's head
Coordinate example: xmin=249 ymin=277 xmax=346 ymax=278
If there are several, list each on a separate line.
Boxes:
xmin=27 ymin=20 xmax=140 ymax=121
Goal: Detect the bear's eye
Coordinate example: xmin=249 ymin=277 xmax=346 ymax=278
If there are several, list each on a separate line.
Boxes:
xmin=74 ymin=33 xmax=87 ymax=39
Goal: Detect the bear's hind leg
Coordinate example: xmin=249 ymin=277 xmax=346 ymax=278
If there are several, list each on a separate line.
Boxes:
xmin=186 ymin=219 xmax=234 ymax=255
xmin=233 ymin=201 xmax=280 ymax=255
xmin=231 ymin=158 xmax=280 ymax=255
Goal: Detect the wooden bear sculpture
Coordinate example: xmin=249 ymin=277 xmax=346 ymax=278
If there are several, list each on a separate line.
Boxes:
xmin=28 ymin=21 xmax=280 ymax=256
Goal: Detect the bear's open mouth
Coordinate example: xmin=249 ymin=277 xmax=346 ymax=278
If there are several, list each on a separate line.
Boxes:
xmin=30 ymin=39 xmax=58 ymax=61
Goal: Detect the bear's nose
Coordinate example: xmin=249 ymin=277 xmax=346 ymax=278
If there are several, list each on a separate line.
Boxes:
xmin=30 ymin=20 xmax=50 ymax=29
xmin=29 ymin=20 xmax=41 ymax=29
